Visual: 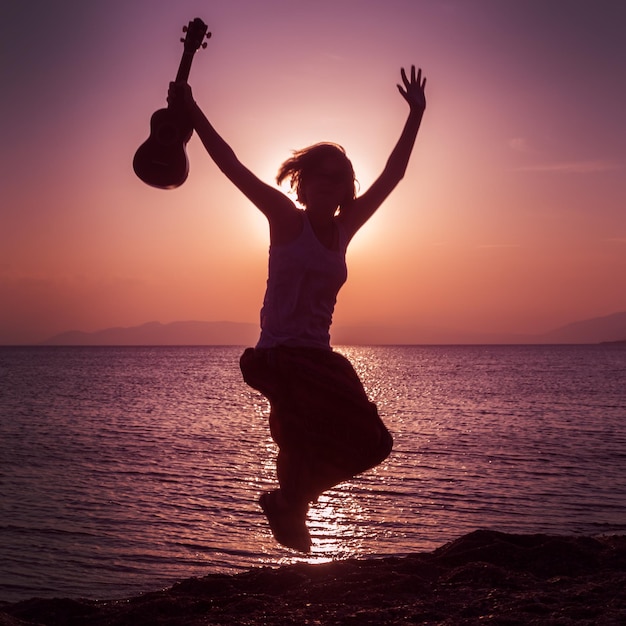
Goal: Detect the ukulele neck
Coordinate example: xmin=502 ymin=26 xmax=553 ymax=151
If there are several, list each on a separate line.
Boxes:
xmin=175 ymin=51 xmax=195 ymax=84
xmin=173 ymin=17 xmax=209 ymax=84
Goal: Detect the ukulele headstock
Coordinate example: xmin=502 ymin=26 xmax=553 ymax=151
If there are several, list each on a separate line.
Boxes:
xmin=181 ymin=18 xmax=211 ymax=52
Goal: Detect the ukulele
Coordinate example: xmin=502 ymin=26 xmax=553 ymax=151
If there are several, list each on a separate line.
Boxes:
xmin=133 ymin=18 xmax=210 ymax=189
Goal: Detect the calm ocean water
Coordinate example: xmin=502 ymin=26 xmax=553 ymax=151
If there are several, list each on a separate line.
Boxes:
xmin=1 ymin=344 xmax=625 ymax=602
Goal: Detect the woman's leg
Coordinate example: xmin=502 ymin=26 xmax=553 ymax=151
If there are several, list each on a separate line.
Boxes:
xmin=263 ymin=348 xmax=393 ymax=503
xmin=241 ymin=347 xmax=393 ymax=547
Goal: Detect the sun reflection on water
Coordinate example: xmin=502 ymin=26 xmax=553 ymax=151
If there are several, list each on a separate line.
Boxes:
xmin=305 ymin=488 xmax=370 ymax=561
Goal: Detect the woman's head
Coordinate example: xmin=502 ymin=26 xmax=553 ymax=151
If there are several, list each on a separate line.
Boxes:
xmin=276 ymin=143 xmax=356 ymax=209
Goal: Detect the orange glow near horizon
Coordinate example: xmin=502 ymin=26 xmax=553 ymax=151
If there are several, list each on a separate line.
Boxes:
xmin=1 ymin=1 xmax=625 ymax=344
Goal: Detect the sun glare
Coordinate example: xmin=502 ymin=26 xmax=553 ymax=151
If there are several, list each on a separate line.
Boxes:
xmin=304 ymin=489 xmax=370 ymax=561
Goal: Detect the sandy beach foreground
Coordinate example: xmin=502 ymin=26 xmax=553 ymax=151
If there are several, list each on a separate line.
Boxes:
xmin=2 ymin=530 xmax=625 ymax=625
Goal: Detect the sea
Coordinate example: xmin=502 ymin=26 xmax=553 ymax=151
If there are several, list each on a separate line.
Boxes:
xmin=1 ymin=344 xmax=625 ymax=603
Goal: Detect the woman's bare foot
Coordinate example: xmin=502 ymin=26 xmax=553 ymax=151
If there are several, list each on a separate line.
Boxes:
xmin=259 ymin=490 xmax=311 ymax=553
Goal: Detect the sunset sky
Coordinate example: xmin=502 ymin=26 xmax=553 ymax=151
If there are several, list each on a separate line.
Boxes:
xmin=2 ymin=0 xmax=625 ymax=344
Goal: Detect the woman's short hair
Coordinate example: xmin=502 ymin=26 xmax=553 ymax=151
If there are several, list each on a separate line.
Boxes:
xmin=276 ymin=143 xmax=357 ymax=207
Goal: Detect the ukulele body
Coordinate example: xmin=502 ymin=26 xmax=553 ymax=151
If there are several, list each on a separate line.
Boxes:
xmin=133 ymin=106 xmax=193 ymax=189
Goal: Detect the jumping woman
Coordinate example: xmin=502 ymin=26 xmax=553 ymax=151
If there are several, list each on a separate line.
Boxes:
xmin=168 ymin=65 xmax=426 ymax=552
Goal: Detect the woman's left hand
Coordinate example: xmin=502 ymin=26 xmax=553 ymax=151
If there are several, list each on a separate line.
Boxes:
xmin=397 ymin=66 xmax=426 ymax=114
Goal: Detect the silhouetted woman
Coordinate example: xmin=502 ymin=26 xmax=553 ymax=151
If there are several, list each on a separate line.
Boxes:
xmin=169 ymin=66 xmax=426 ymax=552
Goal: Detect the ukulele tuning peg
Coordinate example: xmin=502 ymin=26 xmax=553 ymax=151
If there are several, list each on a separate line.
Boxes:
xmin=182 ymin=25 xmax=188 ymax=33
xmin=206 ymin=32 xmax=212 ymax=39
xmin=180 ymin=37 xmax=185 ymax=43
xmin=202 ymin=42 xmax=207 ymax=49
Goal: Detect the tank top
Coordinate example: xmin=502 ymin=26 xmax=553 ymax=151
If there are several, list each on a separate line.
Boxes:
xmin=256 ymin=213 xmax=348 ymax=350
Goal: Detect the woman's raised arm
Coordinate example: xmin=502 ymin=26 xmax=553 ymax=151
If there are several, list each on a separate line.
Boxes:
xmin=168 ymin=82 xmax=295 ymax=222
xmin=339 ymin=66 xmax=427 ymax=239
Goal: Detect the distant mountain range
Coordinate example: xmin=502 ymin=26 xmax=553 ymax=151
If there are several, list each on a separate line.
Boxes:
xmin=41 ymin=321 xmax=259 ymax=346
xmin=39 ymin=312 xmax=626 ymax=346
xmin=537 ymin=311 xmax=626 ymax=344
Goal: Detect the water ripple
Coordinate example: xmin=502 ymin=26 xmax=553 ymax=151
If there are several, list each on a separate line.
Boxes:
xmin=1 ymin=344 xmax=625 ymax=601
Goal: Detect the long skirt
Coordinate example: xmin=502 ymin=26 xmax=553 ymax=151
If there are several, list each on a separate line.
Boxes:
xmin=240 ymin=346 xmax=393 ymax=506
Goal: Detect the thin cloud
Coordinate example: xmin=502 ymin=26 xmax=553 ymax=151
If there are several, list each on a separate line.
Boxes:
xmin=509 ymin=137 xmax=532 ymax=153
xmin=514 ymin=160 xmax=623 ymax=174
xmin=475 ymin=244 xmax=522 ymax=250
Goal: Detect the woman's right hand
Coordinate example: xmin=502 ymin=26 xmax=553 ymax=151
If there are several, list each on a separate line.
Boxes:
xmin=167 ymin=81 xmax=195 ymax=112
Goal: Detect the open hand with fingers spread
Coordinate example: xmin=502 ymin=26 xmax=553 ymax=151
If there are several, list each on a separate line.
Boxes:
xmin=397 ymin=66 xmax=426 ymax=115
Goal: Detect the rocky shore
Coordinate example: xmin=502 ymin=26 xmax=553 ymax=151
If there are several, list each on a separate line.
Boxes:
xmin=2 ymin=530 xmax=625 ymax=625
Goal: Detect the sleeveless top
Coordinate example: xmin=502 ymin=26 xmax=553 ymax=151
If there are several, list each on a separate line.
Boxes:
xmin=256 ymin=213 xmax=348 ymax=350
